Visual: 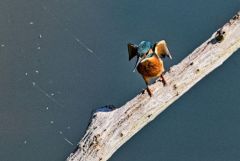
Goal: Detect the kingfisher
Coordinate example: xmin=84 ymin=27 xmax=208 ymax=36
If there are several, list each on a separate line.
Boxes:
xmin=128 ymin=40 xmax=172 ymax=97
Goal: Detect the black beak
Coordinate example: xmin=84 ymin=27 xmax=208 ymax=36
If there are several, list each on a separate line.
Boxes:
xmin=133 ymin=56 xmax=142 ymax=72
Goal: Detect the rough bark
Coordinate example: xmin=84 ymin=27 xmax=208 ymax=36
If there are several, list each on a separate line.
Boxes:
xmin=67 ymin=11 xmax=240 ymax=161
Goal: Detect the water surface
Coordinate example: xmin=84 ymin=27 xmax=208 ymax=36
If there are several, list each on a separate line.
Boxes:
xmin=0 ymin=0 xmax=240 ymax=161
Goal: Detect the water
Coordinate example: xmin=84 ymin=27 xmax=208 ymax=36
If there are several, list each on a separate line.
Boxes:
xmin=0 ymin=0 xmax=239 ymax=161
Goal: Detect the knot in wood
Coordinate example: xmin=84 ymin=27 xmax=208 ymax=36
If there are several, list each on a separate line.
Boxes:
xmin=215 ymin=29 xmax=225 ymax=43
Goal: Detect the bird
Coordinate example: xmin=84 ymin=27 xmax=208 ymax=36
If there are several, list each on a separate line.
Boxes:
xmin=128 ymin=40 xmax=172 ymax=97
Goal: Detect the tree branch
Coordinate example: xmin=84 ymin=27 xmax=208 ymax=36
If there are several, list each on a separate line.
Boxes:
xmin=67 ymin=11 xmax=240 ymax=161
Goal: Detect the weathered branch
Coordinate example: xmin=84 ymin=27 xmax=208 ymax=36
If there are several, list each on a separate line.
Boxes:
xmin=67 ymin=12 xmax=240 ymax=161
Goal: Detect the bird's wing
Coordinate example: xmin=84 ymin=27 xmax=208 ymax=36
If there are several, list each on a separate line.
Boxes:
xmin=128 ymin=43 xmax=138 ymax=60
xmin=154 ymin=40 xmax=172 ymax=59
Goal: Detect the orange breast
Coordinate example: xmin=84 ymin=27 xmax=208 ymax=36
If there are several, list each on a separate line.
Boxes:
xmin=137 ymin=55 xmax=164 ymax=78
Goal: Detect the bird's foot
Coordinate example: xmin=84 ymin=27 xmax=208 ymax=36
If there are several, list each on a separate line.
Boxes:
xmin=155 ymin=75 xmax=167 ymax=86
xmin=141 ymin=87 xmax=153 ymax=97
xmin=161 ymin=79 xmax=167 ymax=86
xmin=147 ymin=87 xmax=153 ymax=97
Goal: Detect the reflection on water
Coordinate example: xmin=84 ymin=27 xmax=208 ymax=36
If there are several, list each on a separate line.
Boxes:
xmin=0 ymin=0 xmax=239 ymax=161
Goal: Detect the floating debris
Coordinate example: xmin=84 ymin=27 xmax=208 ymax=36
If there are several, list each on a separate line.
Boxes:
xmin=23 ymin=140 xmax=27 ymax=144
xmin=31 ymin=83 xmax=65 ymax=108
xmin=51 ymin=93 xmax=55 ymax=96
xmin=39 ymin=34 xmax=42 ymax=39
xmin=46 ymin=106 xmax=49 ymax=110
xmin=29 ymin=21 xmax=34 ymax=25
xmin=64 ymin=138 xmax=73 ymax=146
xmin=37 ymin=46 xmax=41 ymax=50
xmin=75 ymin=38 xmax=94 ymax=54
xmin=1 ymin=44 xmax=5 ymax=47
xmin=87 ymin=48 xmax=94 ymax=53
xmin=25 ymin=72 xmax=28 ymax=76
xmin=50 ymin=121 xmax=54 ymax=124
xmin=59 ymin=131 xmax=63 ymax=135
xmin=35 ymin=70 xmax=39 ymax=74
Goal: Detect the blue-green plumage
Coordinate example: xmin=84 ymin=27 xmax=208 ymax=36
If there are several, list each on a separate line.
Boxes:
xmin=128 ymin=40 xmax=173 ymax=97
xmin=137 ymin=41 xmax=153 ymax=56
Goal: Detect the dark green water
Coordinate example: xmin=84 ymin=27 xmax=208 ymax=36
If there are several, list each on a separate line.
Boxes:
xmin=0 ymin=0 xmax=240 ymax=160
